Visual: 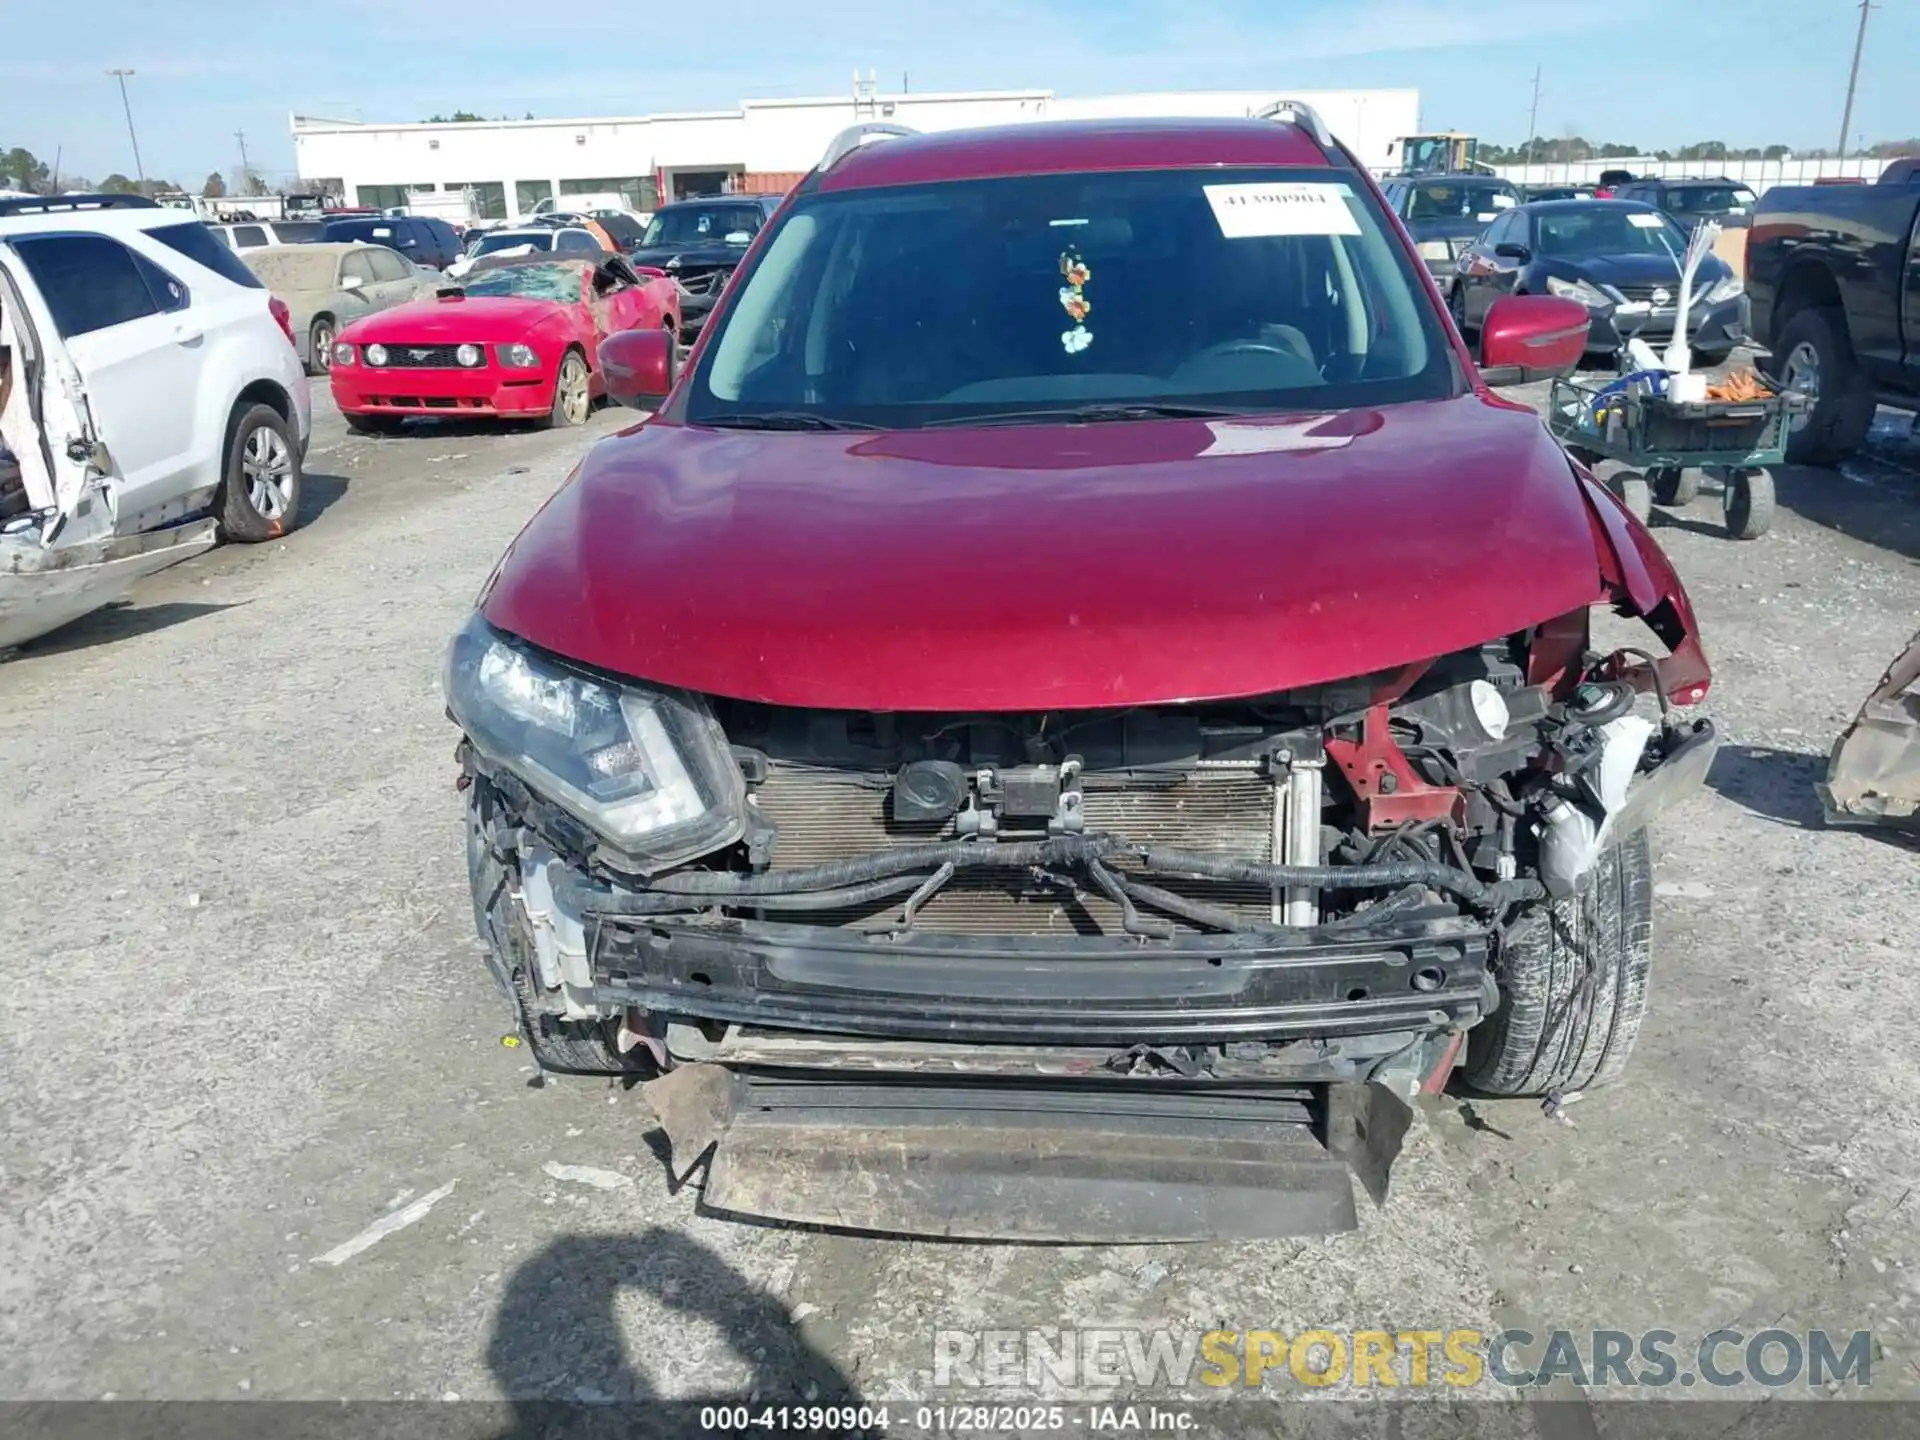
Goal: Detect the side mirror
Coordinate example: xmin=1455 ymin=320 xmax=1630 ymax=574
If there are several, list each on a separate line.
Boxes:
xmin=1494 ymin=241 xmax=1531 ymax=261
xmin=1477 ymin=294 xmax=1589 ymax=387
xmin=598 ymin=328 xmax=674 ymax=407
xmin=340 ymin=273 xmax=364 ymax=290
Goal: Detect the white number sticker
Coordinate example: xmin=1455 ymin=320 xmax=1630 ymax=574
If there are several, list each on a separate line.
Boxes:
xmin=1203 ymin=182 xmax=1360 ymax=238
xmin=1626 ymin=212 xmax=1664 ymax=228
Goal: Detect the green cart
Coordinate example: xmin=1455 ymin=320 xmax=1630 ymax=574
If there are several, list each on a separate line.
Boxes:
xmin=1547 ymin=376 xmax=1808 ymax=540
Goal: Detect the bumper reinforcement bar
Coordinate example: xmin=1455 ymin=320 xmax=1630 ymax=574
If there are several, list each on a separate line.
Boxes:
xmin=592 ymin=916 xmax=1492 ymax=1044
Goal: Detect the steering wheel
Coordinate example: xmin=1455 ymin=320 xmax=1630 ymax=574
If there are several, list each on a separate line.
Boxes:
xmin=1184 ymin=340 xmax=1300 ymax=366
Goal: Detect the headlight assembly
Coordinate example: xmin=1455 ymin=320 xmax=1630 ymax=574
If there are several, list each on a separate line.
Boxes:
xmin=443 ymin=615 xmax=745 ymax=871
xmin=1702 ymin=275 xmax=1743 ymax=306
xmin=1417 ymin=239 xmax=1454 ymax=261
xmin=496 ymin=342 xmax=539 ymax=368
xmin=1546 ymin=275 xmax=1611 ymax=308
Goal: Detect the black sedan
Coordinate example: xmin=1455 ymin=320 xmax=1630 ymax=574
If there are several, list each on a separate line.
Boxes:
xmin=1515 ymin=183 xmax=1597 ymax=203
xmin=626 ymin=195 xmax=781 ymax=338
xmin=1381 ymin=174 xmax=1522 ymax=279
xmin=1447 ymin=200 xmax=1747 ymax=362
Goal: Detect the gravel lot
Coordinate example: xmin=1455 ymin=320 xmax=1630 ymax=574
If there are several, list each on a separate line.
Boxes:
xmin=2 ymin=369 xmax=1917 ymax=1430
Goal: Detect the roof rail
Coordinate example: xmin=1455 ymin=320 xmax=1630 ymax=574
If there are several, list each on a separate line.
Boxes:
xmin=0 ymin=192 xmax=162 ymax=217
xmin=820 ymin=122 xmax=919 ymax=172
xmin=1253 ymin=99 xmax=1335 ymax=150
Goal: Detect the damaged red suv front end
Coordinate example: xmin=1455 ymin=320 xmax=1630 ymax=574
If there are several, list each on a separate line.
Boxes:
xmin=444 ymin=116 xmax=1715 ymax=1241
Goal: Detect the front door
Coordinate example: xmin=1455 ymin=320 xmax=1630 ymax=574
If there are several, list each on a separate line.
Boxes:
xmin=361 ymin=246 xmax=418 ymax=308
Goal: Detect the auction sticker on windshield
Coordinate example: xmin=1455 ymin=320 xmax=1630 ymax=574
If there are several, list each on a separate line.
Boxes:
xmin=1204 ymin=182 xmax=1361 ymax=239
xmin=1627 ymin=212 xmax=1665 ymax=228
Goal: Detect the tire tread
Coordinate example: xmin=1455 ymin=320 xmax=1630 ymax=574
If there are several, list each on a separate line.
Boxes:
xmin=1465 ymin=829 xmax=1653 ymax=1096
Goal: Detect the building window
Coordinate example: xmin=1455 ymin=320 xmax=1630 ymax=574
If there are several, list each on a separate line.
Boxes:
xmin=560 ymin=175 xmax=659 ymax=211
xmin=357 ymin=184 xmax=408 ymax=210
xmin=514 ymin=179 xmax=553 ymax=217
xmin=409 ymin=181 xmax=438 ymax=193
xmin=453 ymin=182 xmax=507 ymax=220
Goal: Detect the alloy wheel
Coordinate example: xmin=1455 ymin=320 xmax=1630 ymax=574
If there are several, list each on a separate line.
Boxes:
xmin=559 ymin=357 xmax=590 ymax=426
xmin=1780 ymin=340 xmax=1821 ymax=434
xmin=243 ymin=425 xmax=294 ymax=520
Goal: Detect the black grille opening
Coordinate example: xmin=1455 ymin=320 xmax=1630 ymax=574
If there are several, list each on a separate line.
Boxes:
xmin=371 ymin=344 xmax=480 ymax=370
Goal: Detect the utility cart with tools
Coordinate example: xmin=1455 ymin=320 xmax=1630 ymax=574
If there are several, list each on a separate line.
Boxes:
xmin=1548 ymin=374 xmax=1807 ymax=540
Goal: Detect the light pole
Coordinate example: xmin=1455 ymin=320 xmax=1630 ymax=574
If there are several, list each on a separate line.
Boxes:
xmin=107 ymin=68 xmax=145 ymax=185
xmin=1837 ymin=0 xmax=1874 ymax=160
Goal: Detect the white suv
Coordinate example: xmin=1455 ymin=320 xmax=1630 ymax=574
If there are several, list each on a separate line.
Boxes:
xmin=0 ymin=194 xmax=311 ymax=649
xmin=208 ymin=219 xmax=327 ymax=250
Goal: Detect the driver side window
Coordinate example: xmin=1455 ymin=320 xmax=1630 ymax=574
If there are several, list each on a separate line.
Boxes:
xmin=366 ymin=249 xmax=410 ymax=283
xmin=340 ymin=253 xmax=376 ymax=287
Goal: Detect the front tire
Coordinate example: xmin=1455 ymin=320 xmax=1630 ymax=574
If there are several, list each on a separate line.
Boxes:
xmin=1463 ymin=830 xmax=1654 ymax=1097
xmin=539 ymin=349 xmax=592 ymax=430
xmin=309 ymin=318 xmax=335 ymax=376
xmin=217 ymin=402 xmax=303 ymax=542
xmin=1775 ymin=306 xmax=1874 ymax=466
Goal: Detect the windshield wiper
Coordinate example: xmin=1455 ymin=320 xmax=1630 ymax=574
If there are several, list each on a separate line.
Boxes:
xmin=696 ymin=411 xmax=880 ymax=432
xmin=923 ymin=402 xmax=1245 ymax=429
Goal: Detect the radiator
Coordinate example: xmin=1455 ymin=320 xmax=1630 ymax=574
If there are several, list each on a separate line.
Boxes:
xmin=749 ymin=766 xmax=1277 ymax=936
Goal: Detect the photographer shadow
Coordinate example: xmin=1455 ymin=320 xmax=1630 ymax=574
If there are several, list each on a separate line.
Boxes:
xmin=486 ymin=1228 xmax=866 ymax=1439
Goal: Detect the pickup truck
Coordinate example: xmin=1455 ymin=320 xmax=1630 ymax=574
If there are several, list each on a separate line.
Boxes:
xmin=1746 ymin=170 xmax=1920 ymax=463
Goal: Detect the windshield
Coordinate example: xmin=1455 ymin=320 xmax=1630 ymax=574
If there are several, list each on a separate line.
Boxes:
xmin=642 ymin=205 xmax=764 ymax=248
xmin=1404 ymin=181 xmax=1518 ymax=222
xmin=688 ymin=167 xmax=1450 ymax=430
xmin=473 ymin=231 xmax=556 ymax=258
xmin=1665 ymin=185 xmax=1756 ymax=217
xmin=459 ymin=262 xmax=587 ymax=301
xmin=1534 ymin=206 xmax=1687 ymax=258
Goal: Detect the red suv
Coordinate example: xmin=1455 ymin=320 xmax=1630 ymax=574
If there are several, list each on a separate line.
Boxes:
xmin=445 ymin=110 xmax=1716 ymax=1241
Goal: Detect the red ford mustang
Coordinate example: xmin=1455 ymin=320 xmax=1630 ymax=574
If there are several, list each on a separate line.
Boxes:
xmin=328 ymin=254 xmax=681 ymax=432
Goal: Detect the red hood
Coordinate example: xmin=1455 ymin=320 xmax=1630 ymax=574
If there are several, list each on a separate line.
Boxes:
xmin=482 ymin=395 xmax=1609 ymax=710
xmin=338 ymin=295 xmax=568 ymax=344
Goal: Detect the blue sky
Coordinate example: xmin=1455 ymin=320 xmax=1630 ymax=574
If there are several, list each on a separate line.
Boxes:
xmin=2 ymin=0 xmax=1911 ymax=186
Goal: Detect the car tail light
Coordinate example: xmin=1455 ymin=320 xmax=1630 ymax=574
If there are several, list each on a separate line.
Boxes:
xmin=268 ymin=295 xmax=295 ymax=349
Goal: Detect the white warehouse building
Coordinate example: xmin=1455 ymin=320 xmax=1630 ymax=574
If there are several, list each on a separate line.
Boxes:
xmin=291 ymin=85 xmax=1419 ymax=223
